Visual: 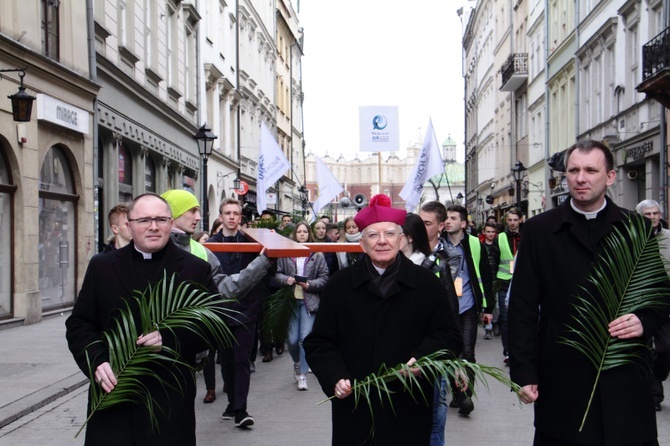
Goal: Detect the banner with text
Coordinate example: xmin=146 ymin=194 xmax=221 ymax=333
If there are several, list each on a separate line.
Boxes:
xmin=257 ymin=122 xmax=291 ymax=213
xmin=359 ymin=106 xmax=399 ymax=152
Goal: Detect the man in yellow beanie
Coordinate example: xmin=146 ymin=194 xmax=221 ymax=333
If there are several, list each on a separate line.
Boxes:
xmin=161 ymin=189 xmax=273 ymax=330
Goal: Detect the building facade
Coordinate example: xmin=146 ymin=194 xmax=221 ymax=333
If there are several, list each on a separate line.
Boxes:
xmin=198 ymin=0 xmax=241 ymax=226
xmin=276 ymin=0 xmax=306 ymax=218
xmin=464 ymin=0 xmax=665 ymax=224
xmin=94 ymin=0 xmax=203 ymax=246
xmin=0 ymin=0 xmax=98 ymax=323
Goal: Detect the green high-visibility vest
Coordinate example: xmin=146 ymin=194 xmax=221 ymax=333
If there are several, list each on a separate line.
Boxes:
xmin=497 ymin=232 xmax=514 ymax=280
xmin=189 ymin=238 xmax=208 ymax=261
xmin=467 ymin=234 xmax=485 ymax=297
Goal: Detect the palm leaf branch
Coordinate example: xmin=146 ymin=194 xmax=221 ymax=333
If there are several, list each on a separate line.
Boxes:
xmin=558 ymin=213 xmax=670 ymax=431
xmin=76 ymin=271 xmax=237 ymax=438
xmin=260 ymin=286 xmax=298 ymax=342
xmin=317 ymin=350 xmax=520 ymax=421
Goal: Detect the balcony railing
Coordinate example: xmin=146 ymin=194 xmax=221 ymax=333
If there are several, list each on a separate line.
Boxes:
xmin=500 ymin=53 xmax=528 ymax=91
xmin=642 ymin=27 xmax=670 ymax=80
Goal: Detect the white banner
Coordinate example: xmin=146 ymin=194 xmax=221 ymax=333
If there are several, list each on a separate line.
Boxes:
xmin=399 ymin=118 xmax=444 ymax=212
xmin=257 ymin=122 xmax=291 ymax=212
xmin=359 ymin=106 xmax=399 ymax=152
xmin=312 ymin=157 xmax=344 ymax=221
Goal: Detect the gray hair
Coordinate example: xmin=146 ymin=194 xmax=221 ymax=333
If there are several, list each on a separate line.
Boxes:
xmin=636 ymin=199 xmax=661 ymax=215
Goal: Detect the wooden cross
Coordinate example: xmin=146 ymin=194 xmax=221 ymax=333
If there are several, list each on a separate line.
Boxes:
xmin=204 ymin=228 xmax=363 ymax=257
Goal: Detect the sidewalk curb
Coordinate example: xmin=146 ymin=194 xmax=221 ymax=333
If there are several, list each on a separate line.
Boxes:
xmin=0 ymin=373 xmax=88 ymax=429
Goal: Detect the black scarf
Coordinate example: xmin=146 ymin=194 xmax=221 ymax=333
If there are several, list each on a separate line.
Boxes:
xmin=364 ymin=254 xmax=402 ymax=299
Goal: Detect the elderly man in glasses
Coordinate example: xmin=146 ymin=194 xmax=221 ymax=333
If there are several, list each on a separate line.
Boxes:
xmin=304 ymin=194 xmax=462 ymax=446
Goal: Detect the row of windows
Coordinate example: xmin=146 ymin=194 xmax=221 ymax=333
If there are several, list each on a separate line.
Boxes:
xmin=92 ymin=0 xmax=198 ymax=110
xmin=276 ymin=77 xmax=291 ymax=116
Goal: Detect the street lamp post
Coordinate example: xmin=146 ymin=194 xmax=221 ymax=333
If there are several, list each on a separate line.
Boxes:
xmin=194 ymin=124 xmax=217 ymax=232
xmin=456 ymin=192 xmax=464 ymax=205
xmin=511 ymin=161 xmax=527 ymax=210
xmin=0 ymin=68 xmax=36 ymax=122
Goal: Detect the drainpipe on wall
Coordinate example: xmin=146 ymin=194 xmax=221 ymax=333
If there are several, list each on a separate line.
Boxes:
xmin=236 ymin=0 xmax=242 ymax=196
xmin=86 ymin=0 xmax=99 ymax=250
xmin=544 ymin=0 xmax=553 ymax=211
xmin=574 ymin=0 xmax=580 ymax=146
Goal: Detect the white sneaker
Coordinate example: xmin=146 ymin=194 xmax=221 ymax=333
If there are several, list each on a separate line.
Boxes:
xmin=294 ymin=363 xmax=300 ymax=382
xmin=297 ymin=374 xmax=308 ymax=391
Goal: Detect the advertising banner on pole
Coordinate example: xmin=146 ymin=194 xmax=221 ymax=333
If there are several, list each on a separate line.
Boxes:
xmin=358 ymin=106 xmax=399 ymax=152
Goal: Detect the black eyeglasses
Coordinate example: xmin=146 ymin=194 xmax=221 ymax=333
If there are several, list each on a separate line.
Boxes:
xmin=128 ymin=216 xmax=173 ymax=228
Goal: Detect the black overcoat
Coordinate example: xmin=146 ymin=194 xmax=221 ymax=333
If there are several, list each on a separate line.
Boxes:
xmin=509 ymin=197 xmax=669 ymax=445
xmin=66 ymin=240 xmax=218 ymax=446
xmin=303 ymin=254 xmax=462 ymax=446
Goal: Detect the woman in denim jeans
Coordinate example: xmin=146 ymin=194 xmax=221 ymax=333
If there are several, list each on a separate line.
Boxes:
xmin=271 ymin=221 xmax=329 ymax=390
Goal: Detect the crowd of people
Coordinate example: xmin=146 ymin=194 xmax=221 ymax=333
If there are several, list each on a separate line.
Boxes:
xmin=65 ymin=140 xmax=670 ymax=446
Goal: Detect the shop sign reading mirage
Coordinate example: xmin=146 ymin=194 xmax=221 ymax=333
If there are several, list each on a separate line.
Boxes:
xmin=36 ymin=94 xmax=90 ymax=135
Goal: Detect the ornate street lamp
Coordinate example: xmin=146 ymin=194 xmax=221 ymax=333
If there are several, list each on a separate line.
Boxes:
xmin=511 ymin=161 xmax=527 ymax=209
xmin=193 ymin=124 xmax=217 ymax=231
xmin=456 ymin=192 xmax=464 ymax=205
xmin=1 ymin=68 xmax=36 ymax=122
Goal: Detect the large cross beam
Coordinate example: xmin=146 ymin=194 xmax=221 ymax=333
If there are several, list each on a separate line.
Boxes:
xmin=203 ymin=228 xmax=363 ymax=257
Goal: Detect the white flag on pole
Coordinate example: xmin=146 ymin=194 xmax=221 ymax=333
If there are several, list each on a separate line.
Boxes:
xmin=257 ymin=122 xmax=291 ymax=213
xmin=399 ymin=118 xmax=444 ymax=212
xmin=312 ymin=156 xmax=344 ymax=220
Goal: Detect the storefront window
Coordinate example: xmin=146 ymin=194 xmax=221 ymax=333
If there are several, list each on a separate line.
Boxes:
xmin=118 ymin=143 xmax=133 ymax=202
xmin=0 ymin=151 xmax=12 ymax=317
xmin=39 ymin=146 xmax=76 ymax=310
xmin=145 ymin=156 xmax=156 ymax=193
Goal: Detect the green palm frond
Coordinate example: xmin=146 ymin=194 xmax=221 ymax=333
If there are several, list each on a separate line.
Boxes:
xmin=260 ymin=286 xmax=298 ymax=342
xmin=76 ymin=271 xmax=237 ymax=438
xmin=559 ymin=213 xmax=670 ymax=431
xmin=317 ymin=350 xmax=520 ymax=418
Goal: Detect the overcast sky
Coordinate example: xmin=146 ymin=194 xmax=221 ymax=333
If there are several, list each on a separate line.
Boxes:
xmin=299 ymin=1 xmax=469 ymax=162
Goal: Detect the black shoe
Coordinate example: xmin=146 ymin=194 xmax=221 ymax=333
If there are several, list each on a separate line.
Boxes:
xmin=449 ymin=393 xmax=466 ymax=408
xmin=221 ymin=407 xmax=234 ymax=420
xmin=262 ymin=351 xmax=273 ymax=363
xmin=249 ymin=361 xmax=256 ymax=373
xmin=235 ymin=411 xmax=254 ymax=428
xmin=655 ymin=403 xmax=662 ymax=412
xmin=276 ymin=344 xmax=285 ymax=355
xmin=458 ymin=396 xmax=474 ymax=415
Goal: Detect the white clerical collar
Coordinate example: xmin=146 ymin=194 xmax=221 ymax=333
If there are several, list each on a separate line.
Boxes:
xmin=134 ymin=246 xmax=153 ymax=260
xmin=570 ymin=198 xmax=607 ymax=220
xmin=372 ymin=264 xmax=386 ymax=275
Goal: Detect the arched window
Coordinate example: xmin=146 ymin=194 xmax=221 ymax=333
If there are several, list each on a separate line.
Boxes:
xmin=0 ymin=149 xmax=15 ymax=318
xmin=39 ymin=146 xmax=77 ymax=310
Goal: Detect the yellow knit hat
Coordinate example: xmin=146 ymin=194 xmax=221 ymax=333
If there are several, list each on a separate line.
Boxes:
xmin=160 ymin=190 xmax=200 ymax=219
